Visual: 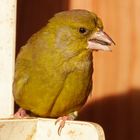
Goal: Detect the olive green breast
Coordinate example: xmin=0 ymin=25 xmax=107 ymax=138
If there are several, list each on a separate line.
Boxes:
xmin=13 ymin=43 xmax=93 ymax=117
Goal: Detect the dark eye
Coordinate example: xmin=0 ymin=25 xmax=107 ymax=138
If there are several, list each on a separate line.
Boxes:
xmin=79 ymin=27 xmax=87 ymax=34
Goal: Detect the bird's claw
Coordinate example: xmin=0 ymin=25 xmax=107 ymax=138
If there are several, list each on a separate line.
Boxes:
xmin=55 ymin=116 xmax=72 ymax=136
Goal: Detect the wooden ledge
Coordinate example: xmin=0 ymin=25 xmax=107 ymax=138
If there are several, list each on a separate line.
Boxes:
xmin=0 ymin=118 xmax=105 ymax=140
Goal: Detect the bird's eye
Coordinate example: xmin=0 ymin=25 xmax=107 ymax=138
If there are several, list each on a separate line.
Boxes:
xmin=79 ymin=27 xmax=87 ymax=34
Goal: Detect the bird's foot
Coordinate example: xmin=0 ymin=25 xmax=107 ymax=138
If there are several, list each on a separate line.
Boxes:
xmin=55 ymin=111 xmax=78 ymax=135
xmin=55 ymin=116 xmax=72 ymax=135
xmin=14 ymin=108 xmax=29 ymax=118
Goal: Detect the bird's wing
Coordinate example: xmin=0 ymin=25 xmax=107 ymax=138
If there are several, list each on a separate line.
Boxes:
xmin=13 ymin=57 xmax=31 ymax=101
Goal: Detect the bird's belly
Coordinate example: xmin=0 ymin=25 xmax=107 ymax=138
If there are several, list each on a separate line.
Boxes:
xmin=49 ymin=66 xmax=93 ymax=117
xmin=16 ymin=59 xmax=93 ymax=117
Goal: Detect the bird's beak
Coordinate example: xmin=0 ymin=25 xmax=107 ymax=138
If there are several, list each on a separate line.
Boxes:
xmin=87 ymin=30 xmax=115 ymax=51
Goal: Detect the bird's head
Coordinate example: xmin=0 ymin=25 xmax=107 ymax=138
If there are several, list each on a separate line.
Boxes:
xmin=46 ymin=9 xmax=115 ymax=56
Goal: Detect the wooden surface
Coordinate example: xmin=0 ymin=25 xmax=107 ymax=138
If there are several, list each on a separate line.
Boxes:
xmin=0 ymin=118 xmax=105 ymax=140
xmin=0 ymin=0 xmax=16 ymax=118
xmin=70 ymin=1 xmax=140 ymax=140
xmin=70 ymin=0 xmax=140 ymax=98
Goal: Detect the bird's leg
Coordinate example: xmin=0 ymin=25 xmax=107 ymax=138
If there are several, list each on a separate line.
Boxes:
xmin=14 ymin=108 xmax=29 ymax=118
xmin=55 ymin=111 xmax=78 ymax=135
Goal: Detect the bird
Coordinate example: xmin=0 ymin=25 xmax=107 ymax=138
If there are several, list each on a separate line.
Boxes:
xmin=13 ymin=9 xmax=115 ymax=135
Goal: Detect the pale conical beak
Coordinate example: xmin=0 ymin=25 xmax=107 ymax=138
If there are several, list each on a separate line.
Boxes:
xmin=87 ymin=30 xmax=115 ymax=51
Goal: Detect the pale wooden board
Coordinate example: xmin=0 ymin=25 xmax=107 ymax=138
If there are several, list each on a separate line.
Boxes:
xmin=0 ymin=0 xmax=17 ymax=118
xmin=0 ymin=118 xmax=105 ymax=140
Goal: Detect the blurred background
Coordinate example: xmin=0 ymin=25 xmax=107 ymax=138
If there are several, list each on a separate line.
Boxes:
xmin=16 ymin=0 xmax=140 ymax=140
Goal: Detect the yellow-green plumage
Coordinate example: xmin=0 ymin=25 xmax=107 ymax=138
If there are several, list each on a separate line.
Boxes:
xmin=13 ymin=9 xmax=105 ymax=117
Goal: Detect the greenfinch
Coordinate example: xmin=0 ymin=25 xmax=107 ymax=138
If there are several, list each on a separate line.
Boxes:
xmin=13 ymin=9 xmax=115 ymax=121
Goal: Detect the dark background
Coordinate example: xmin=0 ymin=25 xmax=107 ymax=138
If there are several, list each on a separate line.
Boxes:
xmin=16 ymin=0 xmax=69 ymax=54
